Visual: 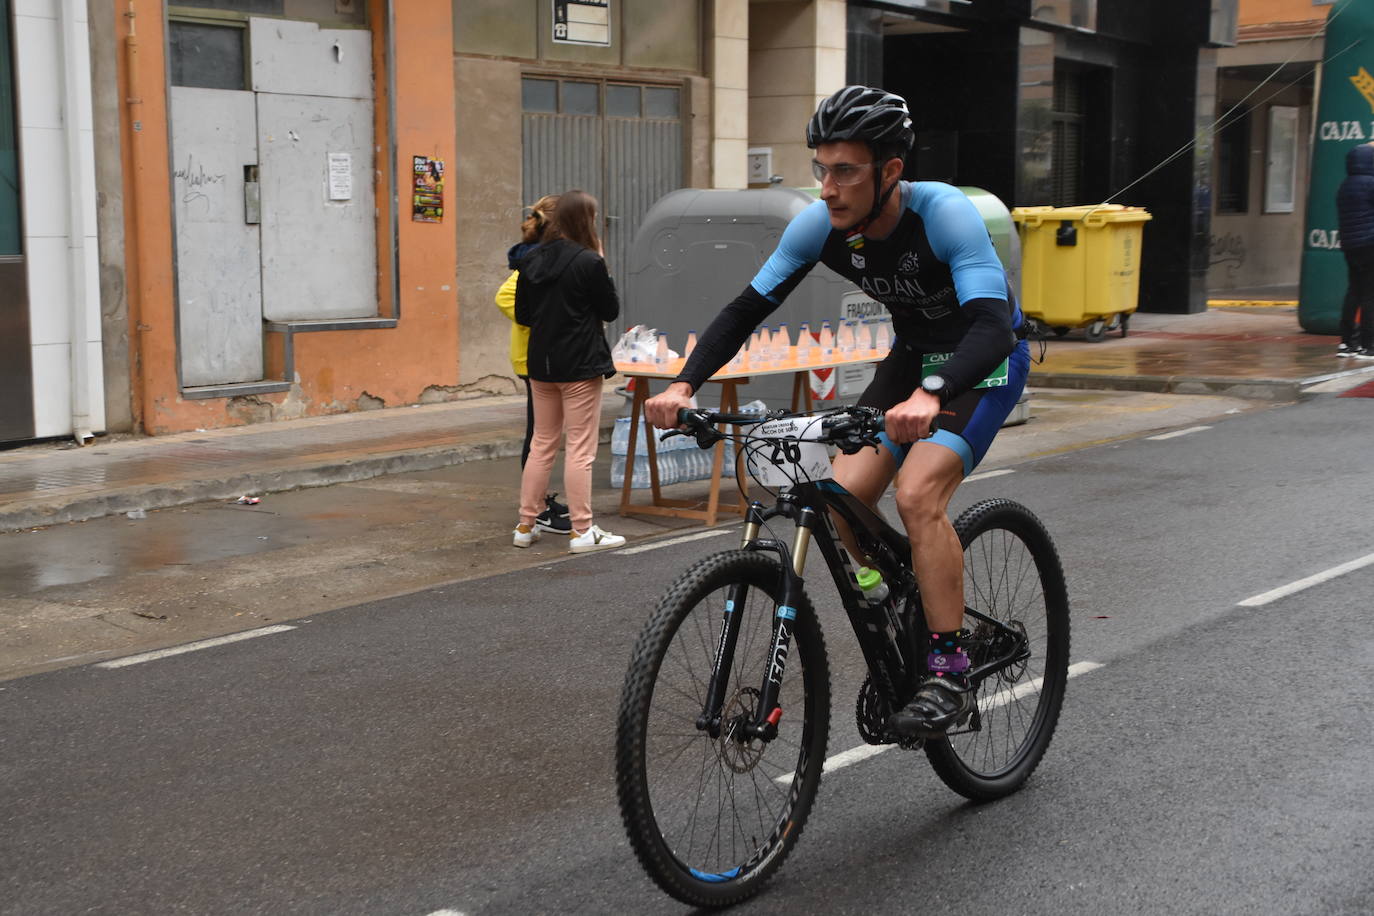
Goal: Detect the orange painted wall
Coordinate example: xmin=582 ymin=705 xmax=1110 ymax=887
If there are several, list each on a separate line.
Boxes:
xmin=1239 ymin=0 xmax=1330 ymax=27
xmin=115 ymin=1 xmax=459 ymax=435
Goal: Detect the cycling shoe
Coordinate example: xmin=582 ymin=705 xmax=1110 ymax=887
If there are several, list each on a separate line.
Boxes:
xmin=887 ymin=676 xmax=974 ymax=738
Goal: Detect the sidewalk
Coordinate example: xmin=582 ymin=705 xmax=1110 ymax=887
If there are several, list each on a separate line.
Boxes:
xmin=2 ymin=305 xmax=1370 ymax=533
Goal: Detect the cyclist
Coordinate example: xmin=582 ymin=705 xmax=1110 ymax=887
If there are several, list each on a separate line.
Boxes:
xmin=644 ymin=85 xmax=1029 ymax=738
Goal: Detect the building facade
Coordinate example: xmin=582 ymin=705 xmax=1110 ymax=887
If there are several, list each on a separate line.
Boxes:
xmin=2 ymin=0 xmax=1253 ymax=443
xmin=0 ymin=0 xmax=101 ymax=444
xmin=1209 ymin=0 xmax=1328 ymax=296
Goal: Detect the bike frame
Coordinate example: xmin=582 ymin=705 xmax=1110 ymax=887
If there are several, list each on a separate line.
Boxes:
xmin=697 ymin=477 xmax=1031 ymax=743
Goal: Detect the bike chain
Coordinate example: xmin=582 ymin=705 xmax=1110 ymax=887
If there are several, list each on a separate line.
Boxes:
xmin=855 ymin=676 xmax=922 ymax=750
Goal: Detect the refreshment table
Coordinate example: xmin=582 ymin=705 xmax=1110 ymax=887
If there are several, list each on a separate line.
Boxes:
xmin=613 ymin=347 xmax=884 ymax=525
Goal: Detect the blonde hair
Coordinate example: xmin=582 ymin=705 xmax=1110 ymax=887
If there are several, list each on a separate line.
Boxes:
xmin=520 ymin=195 xmax=560 ymax=243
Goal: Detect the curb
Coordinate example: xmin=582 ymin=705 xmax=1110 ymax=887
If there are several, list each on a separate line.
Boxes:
xmin=1029 ymin=372 xmax=1320 ymax=402
xmin=0 ymin=425 xmax=617 ymax=533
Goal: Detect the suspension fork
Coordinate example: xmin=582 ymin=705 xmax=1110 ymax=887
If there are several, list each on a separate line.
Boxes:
xmin=741 ymin=506 xmax=817 ymax=742
xmin=696 ymin=502 xmax=769 ymax=738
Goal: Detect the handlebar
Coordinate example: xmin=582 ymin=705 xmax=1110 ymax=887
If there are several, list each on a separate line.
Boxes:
xmin=660 ymin=405 xmax=936 ymax=454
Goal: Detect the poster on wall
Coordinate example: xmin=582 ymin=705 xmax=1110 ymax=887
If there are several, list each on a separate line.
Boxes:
xmin=553 ymin=0 xmax=610 ymax=46
xmin=412 ymin=156 xmax=444 ymax=223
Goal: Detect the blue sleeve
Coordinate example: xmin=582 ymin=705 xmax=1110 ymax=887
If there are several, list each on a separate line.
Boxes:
xmin=748 ymin=200 xmax=830 ymax=303
xmin=920 ymin=187 xmax=1008 ymax=304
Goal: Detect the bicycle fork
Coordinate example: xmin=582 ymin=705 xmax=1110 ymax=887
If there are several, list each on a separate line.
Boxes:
xmin=696 ymin=502 xmax=812 ymax=744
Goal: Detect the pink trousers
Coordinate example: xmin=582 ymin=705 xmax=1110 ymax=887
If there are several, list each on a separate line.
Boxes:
xmin=519 ymin=377 xmax=603 ymax=533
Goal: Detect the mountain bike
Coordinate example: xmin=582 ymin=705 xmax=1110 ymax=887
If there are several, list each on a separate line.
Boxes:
xmin=615 ymin=405 xmax=1071 ymax=908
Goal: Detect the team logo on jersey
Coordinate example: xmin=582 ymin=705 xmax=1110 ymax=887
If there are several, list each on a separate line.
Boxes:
xmin=851 ymin=252 xmax=866 ymax=269
xmin=898 ymin=252 xmax=920 ymax=275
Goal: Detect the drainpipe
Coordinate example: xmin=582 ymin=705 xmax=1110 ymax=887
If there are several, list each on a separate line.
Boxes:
xmin=58 ymin=0 xmax=93 ymax=444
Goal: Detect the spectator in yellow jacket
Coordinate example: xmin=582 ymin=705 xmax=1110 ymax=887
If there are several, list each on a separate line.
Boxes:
xmin=495 ymin=194 xmax=570 ymax=534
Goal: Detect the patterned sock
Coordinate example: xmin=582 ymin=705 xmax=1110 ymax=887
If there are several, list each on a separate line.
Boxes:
xmin=927 ymin=629 xmax=971 ymax=689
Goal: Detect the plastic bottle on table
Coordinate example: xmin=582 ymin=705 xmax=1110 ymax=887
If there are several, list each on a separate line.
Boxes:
xmin=855 ymin=319 xmax=872 ymax=356
xmin=655 ymin=332 xmax=670 ymax=365
xmin=840 ymin=319 xmax=856 ymax=354
xmin=796 ymin=324 xmax=812 ymax=363
xmin=875 ymin=318 xmax=891 ymax=353
xmin=819 ymin=320 xmax=834 ymax=359
xmin=775 ymin=324 xmax=790 ymax=363
xmin=684 ymin=330 xmax=697 ymax=358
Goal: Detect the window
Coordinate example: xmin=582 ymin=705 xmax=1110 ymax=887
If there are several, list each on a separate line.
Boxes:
xmin=1216 ymin=110 xmax=1249 ymax=214
xmin=1049 ymin=65 xmax=1083 ymax=206
xmin=521 ymin=78 xmax=557 ymax=113
xmin=168 ymin=20 xmax=247 ymax=90
xmin=0 ymin=0 xmax=20 ymax=256
xmin=1264 ymin=106 xmax=1298 ymax=214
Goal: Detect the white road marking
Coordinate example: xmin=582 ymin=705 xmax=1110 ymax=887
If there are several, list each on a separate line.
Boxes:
xmin=96 ymin=625 xmax=297 ymax=669
xmin=775 ymin=660 xmax=1104 ymax=785
xmin=620 ymin=529 xmax=734 ymax=555
xmin=965 ymin=468 xmax=1014 ymax=483
xmin=1146 ymin=425 xmax=1212 ymax=441
xmin=424 ymin=910 xmax=466 ymax=916
xmin=1238 ymin=552 xmax=1374 ymax=607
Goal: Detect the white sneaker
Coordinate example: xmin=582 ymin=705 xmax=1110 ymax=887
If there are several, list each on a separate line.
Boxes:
xmin=513 ymin=523 xmax=540 ymax=548
xmin=568 ymin=524 xmax=626 ymax=554
xmin=1357 ymin=348 xmax=1374 ymax=361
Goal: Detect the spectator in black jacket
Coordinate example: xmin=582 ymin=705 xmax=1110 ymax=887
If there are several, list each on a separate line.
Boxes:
xmin=1336 ymin=142 xmax=1374 ymax=358
xmin=512 ymin=190 xmax=627 ymax=553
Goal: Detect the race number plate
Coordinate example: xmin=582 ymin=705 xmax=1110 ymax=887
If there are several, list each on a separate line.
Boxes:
xmin=744 ymin=416 xmax=834 ymax=486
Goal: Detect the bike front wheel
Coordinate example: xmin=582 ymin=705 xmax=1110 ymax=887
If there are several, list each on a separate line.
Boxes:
xmin=925 ymin=498 xmax=1071 ymax=800
xmin=616 ymin=550 xmax=830 ymax=908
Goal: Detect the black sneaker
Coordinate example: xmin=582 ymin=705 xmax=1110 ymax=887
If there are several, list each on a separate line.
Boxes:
xmin=1338 ymin=342 xmax=1358 ymax=358
xmin=534 ymin=493 xmax=571 ymax=534
xmin=887 ymin=676 xmax=974 ymax=739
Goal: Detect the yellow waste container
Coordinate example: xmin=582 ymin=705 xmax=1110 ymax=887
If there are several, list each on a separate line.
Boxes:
xmin=1012 ymin=204 xmax=1152 ymax=342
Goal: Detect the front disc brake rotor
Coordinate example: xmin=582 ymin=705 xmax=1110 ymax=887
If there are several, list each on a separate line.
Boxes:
xmin=718 ymin=687 xmax=766 ymax=773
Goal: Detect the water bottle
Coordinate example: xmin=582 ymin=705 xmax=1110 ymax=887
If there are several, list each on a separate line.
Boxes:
xmin=819 ymin=320 xmax=834 ymax=359
xmin=837 ymin=319 xmax=854 ymax=354
xmin=796 ymin=323 xmax=813 ymax=363
xmin=875 ymin=319 xmax=891 ymax=353
xmin=684 ymin=330 xmax=697 ymax=358
xmin=655 ymin=332 xmax=670 ymax=365
xmin=855 ymin=319 xmax=872 ymax=356
xmin=856 ymin=566 xmax=890 ymax=606
xmin=775 ymin=324 xmax=790 ymax=363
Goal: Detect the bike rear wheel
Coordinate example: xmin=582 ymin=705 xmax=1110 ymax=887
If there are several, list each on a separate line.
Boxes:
xmin=925 ymin=498 xmax=1070 ymax=800
xmin=616 ymin=550 xmax=830 ymax=908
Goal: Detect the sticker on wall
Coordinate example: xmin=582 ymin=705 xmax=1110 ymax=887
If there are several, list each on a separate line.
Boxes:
xmin=553 ymin=0 xmax=610 ymax=46
xmin=328 ymin=152 xmax=352 ymax=201
xmin=412 ymin=156 xmax=444 ymax=223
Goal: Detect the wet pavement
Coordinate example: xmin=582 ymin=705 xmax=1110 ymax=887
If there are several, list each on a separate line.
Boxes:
xmin=1 ymin=306 xmax=1370 ymax=536
xmin=1030 ymin=306 xmax=1366 ymax=397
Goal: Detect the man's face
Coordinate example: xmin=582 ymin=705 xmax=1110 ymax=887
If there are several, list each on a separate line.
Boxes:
xmin=814 ymin=141 xmax=878 ymax=229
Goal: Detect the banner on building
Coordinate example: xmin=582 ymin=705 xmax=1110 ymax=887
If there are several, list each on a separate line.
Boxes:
xmin=1300 ymin=0 xmax=1373 ymax=334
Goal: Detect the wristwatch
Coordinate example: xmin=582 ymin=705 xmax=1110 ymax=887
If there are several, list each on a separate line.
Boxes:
xmin=920 ymin=374 xmax=948 ymax=404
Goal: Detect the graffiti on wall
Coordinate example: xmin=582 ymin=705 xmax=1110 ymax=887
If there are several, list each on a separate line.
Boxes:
xmin=1208 ymin=231 xmax=1247 ymax=279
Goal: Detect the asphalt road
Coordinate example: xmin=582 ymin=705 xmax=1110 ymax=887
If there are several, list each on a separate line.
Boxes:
xmin=3 ymin=394 xmax=1372 ymax=915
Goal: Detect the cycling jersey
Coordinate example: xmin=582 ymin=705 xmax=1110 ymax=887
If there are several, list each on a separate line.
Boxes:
xmin=672 ymin=180 xmax=1027 ymax=475
xmin=675 ymin=181 xmax=1023 ymax=400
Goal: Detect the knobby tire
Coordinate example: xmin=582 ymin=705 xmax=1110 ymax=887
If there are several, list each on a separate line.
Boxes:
xmin=615 ymin=550 xmax=830 ymax=908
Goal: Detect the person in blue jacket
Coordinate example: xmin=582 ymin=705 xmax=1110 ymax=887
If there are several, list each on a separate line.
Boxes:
xmin=1336 ymin=142 xmax=1374 ymax=358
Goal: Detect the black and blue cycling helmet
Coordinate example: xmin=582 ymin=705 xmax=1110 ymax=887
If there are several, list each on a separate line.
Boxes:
xmin=806 ymin=85 xmax=914 ymax=159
